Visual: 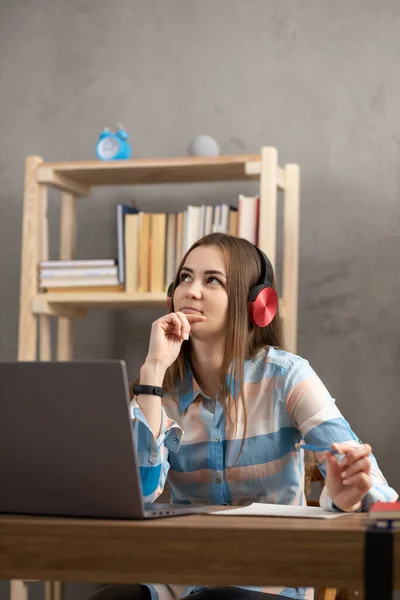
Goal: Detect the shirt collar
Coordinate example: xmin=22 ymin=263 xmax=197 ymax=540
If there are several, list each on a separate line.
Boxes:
xmin=177 ymin=360 xmax=203 ymax=413
xmin=177 ymin=358 xmax=238 ymax=413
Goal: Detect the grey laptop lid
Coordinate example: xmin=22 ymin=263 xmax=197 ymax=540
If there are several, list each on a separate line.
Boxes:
xmin=0 ymin=360 xmax=148 ymax=519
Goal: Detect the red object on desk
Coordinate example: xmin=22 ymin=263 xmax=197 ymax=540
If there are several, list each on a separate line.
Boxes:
xmin=369 ymin=501 xmax=400 ymax=520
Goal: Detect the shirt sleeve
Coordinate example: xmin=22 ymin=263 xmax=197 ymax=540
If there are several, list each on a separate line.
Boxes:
xmin=283 ymin=356 xmax=398 ymax=511
xmin=130 ymin=398 xmax=183 ymax=503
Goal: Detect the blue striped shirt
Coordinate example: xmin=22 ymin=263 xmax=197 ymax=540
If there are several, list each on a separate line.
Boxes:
xmin=131 ymin=347 xmax=397 ymax=600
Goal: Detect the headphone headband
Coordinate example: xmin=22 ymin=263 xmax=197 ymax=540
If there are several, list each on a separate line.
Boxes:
xmin=253 ymin=245 xmax=274 ymax=287
xmin=167 ymin=244 xmax=275 ymax=297
xmin=167 ymin=241 xmax=277 ymax=327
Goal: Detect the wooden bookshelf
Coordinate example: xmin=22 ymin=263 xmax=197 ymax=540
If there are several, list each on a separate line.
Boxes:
xmin=18 ymin=148 xmax=300 ymax=362
xmin=15 ymin=147 xmax=299 ymax=600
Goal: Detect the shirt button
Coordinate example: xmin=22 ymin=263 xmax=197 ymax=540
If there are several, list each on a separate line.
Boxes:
xmin=215 ymin=476 xmax=222 ymax=484
xmin=173 ymin=437 xmax=178 ymax=444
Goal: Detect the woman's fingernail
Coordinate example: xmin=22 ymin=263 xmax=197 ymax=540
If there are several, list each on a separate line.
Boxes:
xmin=185 ymin=333 xmax=189 ymax=340
xmin=341 ymin=470 xmax=347 ymax=478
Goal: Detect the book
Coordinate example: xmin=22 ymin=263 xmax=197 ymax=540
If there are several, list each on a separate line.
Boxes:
xmin=44 ymin=285 xmax=124 ymax=294
xmin=117 ymin=203 xmax=139 ymax=284
xmin=165 ymin=213 xmax=177 ymax=291
xmin=199 ymin=205 xmax=206 ymax=238
xmin=368 ymin=502 xmax=400 ymax=521
xmin=212 ymin=205 xmax=221 ymax=233
xmin=175 ymin=211 xmax=184 ymax=271
xmin=204 ymin=205 xmax=213 ymax=236
xmin=138 ymin=212 xmax=151 ymax=293
xmin=39 ymin=276 xmax=119 ymax=288
xmin=150 ymin=213 xmax=167 ymax=292
xmin=40 ymin=267 xmax=118 ymax=278
xmin=125 ymin=213 xmax=139 ymax=293
xmin=220 ymin=204 xmax=230 ymax=233
xmin=183 ymin=205 xmax=202 ymax=253
xmin=238 ymin=194 xmax=259 ymax=244
xmin=39 ymin=259 xmax=116 ymax=269
xmin=229 ymin=208 xmax=238 ymax=236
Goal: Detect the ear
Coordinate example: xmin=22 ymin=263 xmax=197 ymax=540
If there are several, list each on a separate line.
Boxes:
xmin=167 ymin=282 xmax=174 ymax=310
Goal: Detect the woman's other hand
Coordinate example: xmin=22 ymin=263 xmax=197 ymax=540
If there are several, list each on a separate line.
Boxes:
xmin=325 ymin=442 xmax=372 ymax=512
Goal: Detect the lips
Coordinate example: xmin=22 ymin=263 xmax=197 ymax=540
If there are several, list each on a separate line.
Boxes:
xmin=180 ymin=306 xmax=203 ymax=314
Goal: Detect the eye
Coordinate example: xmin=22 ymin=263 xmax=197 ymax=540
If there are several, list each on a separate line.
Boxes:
xmin=207 ymin=276 xmax=222 ymax=285
xmin=179 ymin=272 xmax=192 ymax=283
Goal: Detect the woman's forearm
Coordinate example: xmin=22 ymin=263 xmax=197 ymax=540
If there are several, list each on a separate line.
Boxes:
xmin=136 ymin=360 xmax=166 ymax=437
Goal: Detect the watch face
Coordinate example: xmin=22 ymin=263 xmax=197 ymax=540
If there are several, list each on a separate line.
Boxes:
xmin=98 ymin=136 xmax=119 ymax=159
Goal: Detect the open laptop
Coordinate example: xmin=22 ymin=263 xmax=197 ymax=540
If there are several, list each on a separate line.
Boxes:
xmin=0 ymin=360 xmax=210 ymax=519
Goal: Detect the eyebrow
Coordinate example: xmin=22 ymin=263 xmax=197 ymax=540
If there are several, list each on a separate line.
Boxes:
xmin=181 ymin=266 xmax=227 ymax=278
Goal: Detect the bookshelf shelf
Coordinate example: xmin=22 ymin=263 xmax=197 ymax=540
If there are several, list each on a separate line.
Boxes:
xmin=18 ymin=147 xmax=300 ymax=362
xmin=32 ymin=292 xmax=285 ymax=314
xmin=33 ymin=292 xmax=167 ymax=312
xmin=37 ymin=155 xmax=286 ymax=188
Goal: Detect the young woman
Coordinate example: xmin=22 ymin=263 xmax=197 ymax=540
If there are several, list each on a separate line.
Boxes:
xmin=90 ymin=233 xmax=397 ymax=600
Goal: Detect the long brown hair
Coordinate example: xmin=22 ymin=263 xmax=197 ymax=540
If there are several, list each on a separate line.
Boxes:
xmin=163 ymin=233 xmax=285 ymax=439
xmin=131 ymin=233 xmax=317 ymax=494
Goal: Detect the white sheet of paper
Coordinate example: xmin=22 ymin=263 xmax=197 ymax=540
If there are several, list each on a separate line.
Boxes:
xmin=210 ymin=502 xmax=352 ymax=519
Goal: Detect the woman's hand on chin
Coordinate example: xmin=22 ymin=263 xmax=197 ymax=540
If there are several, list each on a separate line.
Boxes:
xmin=146 ymin=311 xmax=207 ymax=370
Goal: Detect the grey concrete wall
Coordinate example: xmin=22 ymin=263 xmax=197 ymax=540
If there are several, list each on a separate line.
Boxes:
xmin=1 ymin=1 xmax=400 ymax=598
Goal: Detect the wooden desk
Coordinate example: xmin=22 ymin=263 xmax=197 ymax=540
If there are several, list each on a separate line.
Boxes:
xmin=0 ymin=513 xmax=399 ymax=591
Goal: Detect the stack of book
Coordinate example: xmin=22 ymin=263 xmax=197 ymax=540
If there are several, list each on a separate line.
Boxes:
xmin=368 ymin=502 xmax=400 ymax=529
xmin=39 ymin=259 xmax=122 ymax=292
xmin=39 ymin=195 xmax=259 ymax=296
xmin=120 ymin=194 xmax=259 ymax=294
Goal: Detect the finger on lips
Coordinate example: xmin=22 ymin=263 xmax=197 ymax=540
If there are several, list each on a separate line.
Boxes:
xmin=159 ymin=311 xmax=206 ymax=343
xmin=174 ymin=311 xmax=206 ymax=339
xmin=173 ymin=312 xmax=189 ymax=339
xmin=164 ymin=313 xmax=186 ymax=340
xmin=186 ymin=313 xmax=207 ymax=321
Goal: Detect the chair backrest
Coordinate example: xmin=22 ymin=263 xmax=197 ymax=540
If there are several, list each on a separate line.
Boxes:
xmin=304 ymin=452 xmax=337 ymax=600
xmin=305 ymin=450 xmax=324 ymax=507
xmin=305 ymin=453 xmax=363 ymax=600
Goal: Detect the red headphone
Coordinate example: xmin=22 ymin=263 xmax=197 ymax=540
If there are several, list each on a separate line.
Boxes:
xmin=166 ymin=245 xmax=278 ymax=328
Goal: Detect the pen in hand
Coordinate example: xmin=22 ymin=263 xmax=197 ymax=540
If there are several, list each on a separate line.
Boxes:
xmin=295 ymin=443 xmax=340 ymax=455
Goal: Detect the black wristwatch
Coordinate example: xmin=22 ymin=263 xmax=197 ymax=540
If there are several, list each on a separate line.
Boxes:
xmin=132 ymin=384 xmax=164 ymax=398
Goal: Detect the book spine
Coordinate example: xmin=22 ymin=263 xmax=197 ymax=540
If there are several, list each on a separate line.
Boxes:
xmin=39 ymin=259 xmax=116 ymax=268
xmin=40 ymin=277 xmax=119 ymax=288
xmin=40 ymin=267 xmax=118 ymax=278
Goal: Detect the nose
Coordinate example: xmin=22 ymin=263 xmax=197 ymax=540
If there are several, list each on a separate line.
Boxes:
xmin=185 ymin=280 xmax=202 ymax=299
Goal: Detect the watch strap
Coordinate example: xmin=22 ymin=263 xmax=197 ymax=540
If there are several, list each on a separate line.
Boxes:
xmin=133 ymin=384 xmax=164 ymax=398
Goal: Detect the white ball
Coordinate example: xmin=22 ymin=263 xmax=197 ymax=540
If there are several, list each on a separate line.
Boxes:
xmin=188 ymin=135 xmax=220 ymax=157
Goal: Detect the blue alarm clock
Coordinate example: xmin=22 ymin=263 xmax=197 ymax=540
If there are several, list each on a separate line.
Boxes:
xmin=96 ymin=124 xmax=132 ymax=160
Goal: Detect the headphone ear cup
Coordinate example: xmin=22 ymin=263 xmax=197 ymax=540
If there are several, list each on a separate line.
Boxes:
xmin=167 ymin=282 xmax=174 ymax=310
xmin=248 ymin=284 xmax=278 ymax=327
